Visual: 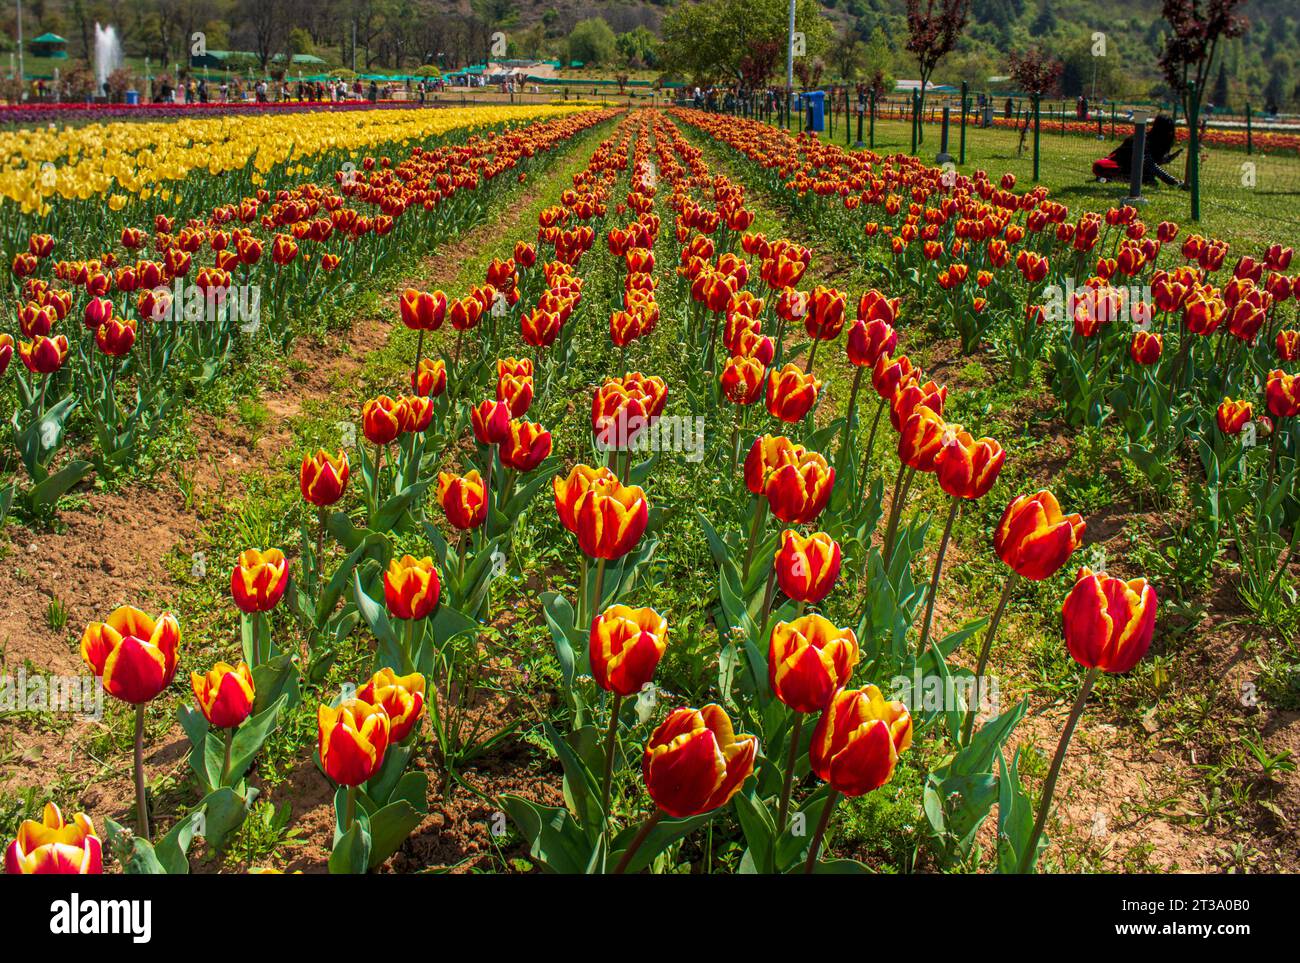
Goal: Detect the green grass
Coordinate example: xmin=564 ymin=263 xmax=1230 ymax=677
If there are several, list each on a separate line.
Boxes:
xmin=793 ymin=111 xmax=1300 ymax=250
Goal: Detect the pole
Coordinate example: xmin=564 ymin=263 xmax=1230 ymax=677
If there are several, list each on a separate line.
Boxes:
xmin=959 ymin=80 xmax=968 ymax=164
xmin=911 ymin=89 xmax=919 ymax=155
xmin=1124 ymin=117 xmax=1148 ymax=207
xmin=16 ymin=0 xmax=24 ymax=100
xmin=1245 ymin=102 xmax=1252 ymax=156
xmin=1188 ymin=80 xmax=1200 ymax=222
xmin=936 ymin=104 xmax=953 ymax=164
xmin=1032 ymin=93 xmax=1041 ymax=181
xmin=869 ymin=89 xmax=875 ymax=148
xmin=785 ymin=0 xmax=795 ymax=102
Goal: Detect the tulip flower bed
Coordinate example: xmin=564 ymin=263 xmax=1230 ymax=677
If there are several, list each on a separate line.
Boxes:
xmin=2 ymin=102 xmax=1297 ymax=878
xmin=905 ymin=109 xmax=1300 ymax=156
xmin=0 ymin=98 xmax=474 ymax=130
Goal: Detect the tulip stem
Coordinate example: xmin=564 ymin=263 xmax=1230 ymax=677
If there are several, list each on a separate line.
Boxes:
xmin=133 ymin=704 xmax=151 ymax=840
xmin=592 ymin=558 xmax=608 ymax=613
xmin=777 ymin=714 xmax=805 ymax=834
xmin=1267 ymin=426 xmax=1281 ymax=492
xmin=858 ymin=398 xmax=886 ymax=493
xmin=315 ymin=507 xmax=328 ymax=590
xmin=803 ymin=789 xmax=839 ymax=874
xmin=756 ymin=564 xmax=777 ymax=654
xmin=601 ymin=693 xmax=623 ymax=818
xmin=612 ymin=808 xmax=663 ymax=874
xmin=345 ymin=784 xmax=358 ymax=834
xmin=221 ymin=727 xmax=234 ymax=787
xmin=1019 ymin=666 xmax=1099 ymax=874
xmin=414 ymin=329 xmax=425 ymax=382
xmin=838 ymin=365 xmax=864 ymax=464
xmin=917 ymin=497 xmax=961 ymax=659
xmin=578 ymin=554 xmax=589 ymax=627
xmin=370 ymin=444 xmax=384 ymax=526
xmin=881 ymin=463 xmax=915 ymax=567
xmin=962 ymin=571 xmax=1019 ymax=744
xmin=741 ymin=497 xmax=769 ymax=584
xmin=804 ymin=337 xmax=819 ymax=375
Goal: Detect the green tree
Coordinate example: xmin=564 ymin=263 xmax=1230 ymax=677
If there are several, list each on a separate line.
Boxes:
xmin=568 ymin=17 xmax=617 ymax=66
xmin=659 ymin=0 xmax=832 ymax=89
xmin=617 ymin=26 xmax=658 ymax=68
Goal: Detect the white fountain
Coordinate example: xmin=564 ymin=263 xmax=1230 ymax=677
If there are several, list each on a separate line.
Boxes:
xmin=93 ymin=23 xmax=123 ymax=95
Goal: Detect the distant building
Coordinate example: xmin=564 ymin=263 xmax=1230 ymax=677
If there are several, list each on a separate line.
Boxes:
xmin=29 ymin=32 xmax=69 ymax=60
xmin=189 ymin=50 xmax=328 ymax=71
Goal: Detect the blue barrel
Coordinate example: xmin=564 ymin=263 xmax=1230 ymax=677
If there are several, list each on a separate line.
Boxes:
xmin=804 ymin=90 xmax=825 ymax=131
xmin=125 ymin=89 xmax=140 ymax=105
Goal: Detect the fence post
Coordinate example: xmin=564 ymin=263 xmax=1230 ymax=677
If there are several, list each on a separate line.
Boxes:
xmin=1124 ymin=117 xmax=1148 ymax=210
xmin=911 ymin=89 xmax=920 ymax=155
xmin=1032 ymin=93 xmax=1041 ymax=182
xmin=1245 ymin=102 xmax=1252 ymax=156
xmin=937 ymin=105 xmax=953 ymax=164
xmin=869 ymin=89 xmax=876 ymax=148
xmin=959 ymin=80 xmax=968 ymax=164
xmin=845 ymin=87 xmax=852 ymax=146
xmin=1109 ymin=102 xmax=1115 ymax=139
xmin=1188 ymin=81 xmax=1200 ymax=222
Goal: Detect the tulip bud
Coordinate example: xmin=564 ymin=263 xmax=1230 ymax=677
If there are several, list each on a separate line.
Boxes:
xmin=317 ymin=699 xmax=391 ymax=786
xmin=500 ymin=419 xmax=552 ymax=472
xmin=589 ymin=605 xmax=668 ymax=696
xmin=774 ymin=530 xmax=841 ymax=604
xmin=934 ymin=430 xmax=1005 ymax=500
xmin=230 ymin=548 xmax=290 ymax=613
xmin=437 ymin=470 xmax=488 ymax=530
xmin=809 ymin=685 xmax=912 ymax=796
xmin=769 ymin=614 xmax=858 ymax=713
xmin=382 ymin=555 xmax=441 ymax=620
xmin=1266 ymin=369 xmax=1300 ymax=419
xmin=1061 ymin=567 xmax=1157 ymax=674
xmin=362 ymin=395 xmax=404 ymax=446
xmin=1216 ymin=397 xmax=1253 ymax=436
xmin=191 ymin=661 xmax=256 ymax=729
xmin=573 ymin=480 xmax=650 ymax=560
xmin=4 ymin=803 xmax=103 ymax=875
xmin=553 ymin=463 xmax=618 ymax=533
xmin=642 ymin=704 xmax=758 ymax=818
xmin=765 ymin=363 xmax=822 ymax=422
xmin=358 ymin=668 xmax=426 ymax=743
xmin=471 ymin=399 xmax=512 ymax=446
xmin=81 ymin=606 xmax=182 ymax=705
xmin=994 ymin=490 xmax=1085 ymax=581
xmin=411 ymin=358 xmax=447 ymax=398
xmin=764 ymin=448 xmax=835 ymax=524
xmin=300 ymin=449 xmax=349 ymax=507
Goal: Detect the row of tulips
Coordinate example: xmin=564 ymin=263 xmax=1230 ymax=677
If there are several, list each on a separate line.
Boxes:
xmin=676 ymin=108 xmax=1298 ymax=619
xmin=0 ymin=108 xmax=615 ymax=523
xmin=590 ymin=111 xmax=1159 ymax=871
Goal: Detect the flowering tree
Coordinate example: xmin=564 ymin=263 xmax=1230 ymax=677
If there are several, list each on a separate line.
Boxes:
xmin=1159 ymin=0 xmax=1248 ymax=122
xmin=1008 ymin=49 xmax=1063 ymax=154
xmin=905 ymin=0 xmax=971 ymax=142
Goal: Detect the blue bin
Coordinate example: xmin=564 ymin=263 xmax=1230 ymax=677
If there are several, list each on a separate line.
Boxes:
xmin=803 ymin=90 xmax=825 ymax=131
xmin=125 ymin=89 xmax=140 ymax=105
